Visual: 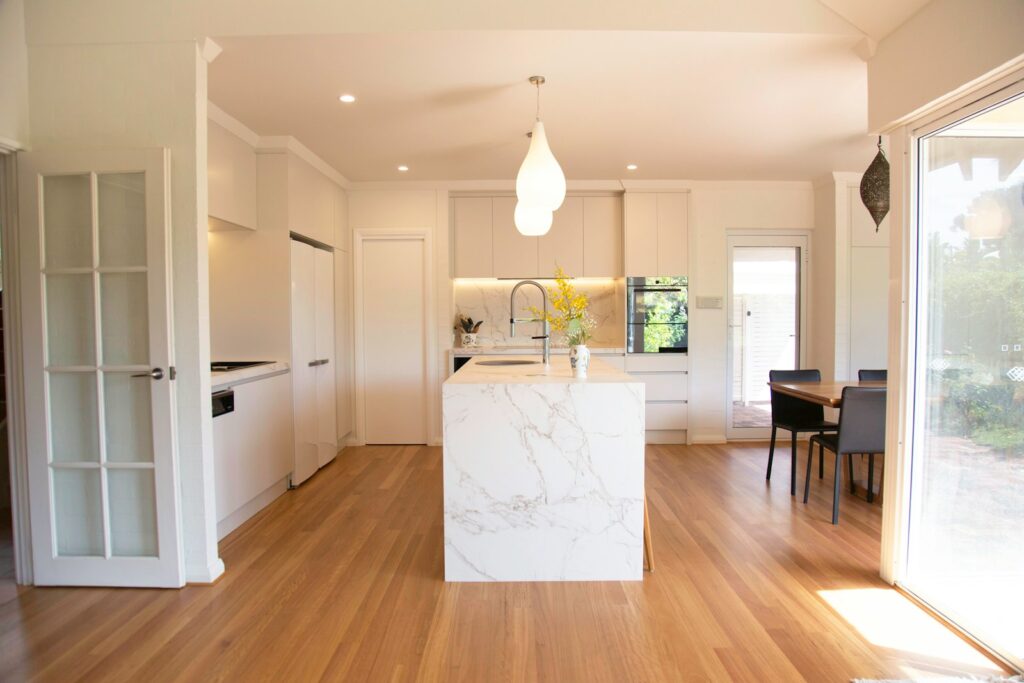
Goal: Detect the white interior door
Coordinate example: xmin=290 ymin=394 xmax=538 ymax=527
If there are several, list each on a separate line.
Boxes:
xmin=359 ymin=235 xmax=427 ymax=444
xmin=18 ymin=149 xmax=184 ymax=587
xmin=726 ymin=234 xmax=808 ymax=440
xmin=314 ymin=247 xmax=337 ymax=467
xmin=290 ymin=240 xmax=318 ymax=485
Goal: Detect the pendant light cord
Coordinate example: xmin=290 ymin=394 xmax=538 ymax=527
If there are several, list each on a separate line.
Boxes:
xmin=535 ymin=80 xmax=541 ymax=122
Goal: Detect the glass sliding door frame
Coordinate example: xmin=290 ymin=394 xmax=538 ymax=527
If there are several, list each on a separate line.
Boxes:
xmin=886 ymin=73 xmax=1024 ymax=673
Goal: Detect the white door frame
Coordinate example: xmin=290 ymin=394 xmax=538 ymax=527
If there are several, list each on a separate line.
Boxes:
xmin=352 ymin=229 xmax=435 ymax=445
xmin=725 ymin=231 xmax=810 ymax=440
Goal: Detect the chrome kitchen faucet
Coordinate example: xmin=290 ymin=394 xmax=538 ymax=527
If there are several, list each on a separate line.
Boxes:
xmin=509 ymin=280 xmax=551 ymax=366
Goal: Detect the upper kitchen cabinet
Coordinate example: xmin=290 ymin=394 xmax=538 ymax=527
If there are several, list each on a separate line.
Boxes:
xmin=493 ymin=197 xmax=538 ymax=278
xmin=453 ymin=197 xmax=493 ymax=278
xmin=582 ymin=195 xmax=623 ymax=277
xmin=208 ymin=120 xmax=258 ymax=231
xmin=624 ymin=191 xmax=689 ymax=276
xmin=287 ymin=155 xmax=335 ymax=247
xmin=538 ymin=196 xmax=583 ymax=277
xmin=333 ymin=183 xmax=350 ymax=252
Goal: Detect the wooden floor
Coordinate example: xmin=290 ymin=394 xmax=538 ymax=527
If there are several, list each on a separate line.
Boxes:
xmin=0 ymin=443 xmax=1009 ymax=682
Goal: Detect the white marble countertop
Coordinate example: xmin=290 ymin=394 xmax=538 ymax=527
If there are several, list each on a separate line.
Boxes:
xmin=451 ymin=345 xmax=626 ymax=356
xmin=211 ymin=361 xmax=290 ymax=391
xmin=445 ymin=355 xmax=637 ymax=386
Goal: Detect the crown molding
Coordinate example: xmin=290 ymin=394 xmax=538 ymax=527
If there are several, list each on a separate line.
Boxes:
xmin=207 ymin=100 xmax=351 ymax=189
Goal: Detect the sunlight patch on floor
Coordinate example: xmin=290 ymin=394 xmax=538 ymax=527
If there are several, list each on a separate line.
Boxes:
xmin=819 ymin=588 xmax=1004 ymax=678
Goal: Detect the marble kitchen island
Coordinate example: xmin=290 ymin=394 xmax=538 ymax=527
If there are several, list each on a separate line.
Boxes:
xmin=442 ymin=356 xmax=645 ymax=582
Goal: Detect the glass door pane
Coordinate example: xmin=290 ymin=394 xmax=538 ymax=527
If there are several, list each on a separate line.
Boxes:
xmin=906 ymin=94 xmax=1024 ymax=667
xmin=39 ymin=170 xmax=160 ymax=560
xmin=729 ymin=244 xmax=802 ymax=433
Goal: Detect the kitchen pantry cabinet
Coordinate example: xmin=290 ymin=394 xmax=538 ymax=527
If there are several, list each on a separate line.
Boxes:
xmin=452 ymin=195 xmax=623 ymax=278
xmin=291 ymin=239 xmax=338 ymax=486
xmin=288 ymin=155 xmax=335 ymax=247
xmin=208 ymin=120 xmax=258 ymax=231
xmin=624 ymin=192 xmax=688 ymax=276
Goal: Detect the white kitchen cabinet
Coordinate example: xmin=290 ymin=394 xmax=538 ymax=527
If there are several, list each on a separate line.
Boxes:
xmin=625 ymin=353 xmax=689 ymax=437
xmin=539 ymin=196 xmax=583 ymax=277
xmin=208 ymin=120 xmax=258 ymax=231
xmin=335 ymin=249 xmax=353 ymax=441
xmin=453 ymin=197 xmax=493 ymax=278
xmin=213 ymin=371 xmax=294 ymax=540
xmin=492 ymin=196 xmax=538 ymax=278
xmin=583 ymin=196 xmax=623 ymax=277
xmin=290 ymin=239 xmax=337 ymax=486
xmin=624 ymin=192 xmax=688 ymax=276
xmin=333 ymin=184 xmax=350 ymax=252
xmin=287 ymin=155 xmax=335 ymax=247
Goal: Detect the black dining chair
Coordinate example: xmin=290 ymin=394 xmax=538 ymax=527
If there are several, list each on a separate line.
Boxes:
xmin=803 ymin=386 xmax=887 ymax=524
xmin=858 ymin=369 xmax=887 ymax=381
xmin=767 ymin=369 xmax=838 ymax=496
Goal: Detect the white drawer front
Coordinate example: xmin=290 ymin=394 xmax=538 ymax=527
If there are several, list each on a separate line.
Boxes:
xmin=645 ymin=401 xmax=688 ymax=430
xmin=625 ymin=354 xmax=688 ymax=373
xmin=631 ymin=372 xmax=687 ymax=401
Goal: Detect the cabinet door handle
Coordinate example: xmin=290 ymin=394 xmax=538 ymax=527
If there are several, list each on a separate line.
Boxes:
xmin=308 ymin=360 xmax=320 ymax=367
xmin=308 ymin=359 xmax=330 ymax=367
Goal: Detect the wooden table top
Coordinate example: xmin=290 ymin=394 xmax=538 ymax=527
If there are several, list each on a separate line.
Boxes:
xmin=768 ymin=380 xmax=886 ymax=408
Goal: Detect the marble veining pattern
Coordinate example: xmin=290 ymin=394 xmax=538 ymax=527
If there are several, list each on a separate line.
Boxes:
xmin=443 ymin=357 xmax=645 ymax=582
xmin=453 ymin=279 xmax=624 ymax=348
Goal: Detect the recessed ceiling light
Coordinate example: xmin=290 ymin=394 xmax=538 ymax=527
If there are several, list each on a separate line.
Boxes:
xmin=626 ymin=164 xmax=638 ymax=171
xmin=397 ymin=165 xmax=409 ymax=172
xmin=338 ymin=94 xmax=356 ymax=103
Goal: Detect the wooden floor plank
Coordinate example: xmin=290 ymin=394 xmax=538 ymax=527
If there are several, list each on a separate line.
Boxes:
xmin=0 ymin=443 xmax=1010 ymax=682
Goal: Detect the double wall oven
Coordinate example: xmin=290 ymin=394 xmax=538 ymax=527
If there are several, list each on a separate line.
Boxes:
xmin=626 ymin=276 xmax=688 ymax=354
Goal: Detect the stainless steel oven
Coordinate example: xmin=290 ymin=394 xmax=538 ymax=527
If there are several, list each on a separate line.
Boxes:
xmin=626 ymin=276 xmax=688 ymax=353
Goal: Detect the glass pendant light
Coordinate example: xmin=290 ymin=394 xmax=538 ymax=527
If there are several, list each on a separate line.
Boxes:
xmin=514 ymin=201 xmax=553 ymax=236
xmin=515 ymin=76 xmax=566 ymax=235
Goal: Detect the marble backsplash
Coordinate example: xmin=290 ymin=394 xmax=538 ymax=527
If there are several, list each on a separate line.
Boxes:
xmin=453 ymin=279 xmax=624 ymax=348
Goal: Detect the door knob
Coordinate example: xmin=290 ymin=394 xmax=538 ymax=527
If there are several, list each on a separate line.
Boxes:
xmin=132 ymin=368 xmax=164 ymax=380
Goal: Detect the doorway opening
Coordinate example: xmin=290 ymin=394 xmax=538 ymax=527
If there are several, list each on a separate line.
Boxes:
xmin=726 ymin=235 xmax=808 ymax=439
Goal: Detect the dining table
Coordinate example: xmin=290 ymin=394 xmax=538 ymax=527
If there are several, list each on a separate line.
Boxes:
xmin=767 ymin=380 xmax=886 ymax=409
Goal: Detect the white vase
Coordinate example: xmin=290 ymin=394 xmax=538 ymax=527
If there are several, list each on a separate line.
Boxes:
xmin=460 ymin=332 xmax=478 ymax=348
xmin=570 ymin=344 xmax=590 ymax=378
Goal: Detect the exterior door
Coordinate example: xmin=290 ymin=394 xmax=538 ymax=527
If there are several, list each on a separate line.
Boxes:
xmin=726 ymin=235 xmax=808 ymax=439
xmin=18 ymin=149 xmax=183 ymax=587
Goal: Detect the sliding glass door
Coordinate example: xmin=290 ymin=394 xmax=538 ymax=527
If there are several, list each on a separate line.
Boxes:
xmin=905 ymin=92 xmax=1024 ymax=668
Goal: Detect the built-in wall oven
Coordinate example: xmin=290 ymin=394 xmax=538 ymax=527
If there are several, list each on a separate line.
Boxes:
xmin=626 ymin=276 xmax=688 ymax=353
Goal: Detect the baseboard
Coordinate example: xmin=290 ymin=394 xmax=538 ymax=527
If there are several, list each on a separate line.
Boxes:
xmin=688 ymin=433 xmax=727 ymax=444
xmin=186 ymin=558 xmax=226 ymax=585
xmin=645 ymin=430 xmax=686 ymax=445
xmin=216 ymin=477 xmax=289 ymax=541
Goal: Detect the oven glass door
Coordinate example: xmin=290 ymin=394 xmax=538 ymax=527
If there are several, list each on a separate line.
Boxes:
xmin=627 ymin=276 xmax=688 ymax=352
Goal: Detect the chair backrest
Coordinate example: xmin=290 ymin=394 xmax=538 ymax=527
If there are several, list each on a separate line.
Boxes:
xmin=858 ymin=369 xmax=887 ymax=381
xmin=768 ymin=369 xmax=825 ymax=426
xmin=836 ymin=387 xmax=887 ymax=455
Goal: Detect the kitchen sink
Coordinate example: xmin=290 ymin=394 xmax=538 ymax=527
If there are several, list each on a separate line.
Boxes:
xmin=476 ymin=359 xmax=540 ymax=366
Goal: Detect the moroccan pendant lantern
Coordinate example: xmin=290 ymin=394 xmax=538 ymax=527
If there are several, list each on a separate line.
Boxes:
xmin=859 ymin=136 xmax=890 ymax=231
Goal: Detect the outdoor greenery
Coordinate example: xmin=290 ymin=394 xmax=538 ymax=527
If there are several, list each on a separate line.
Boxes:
xmin=929 ymin=183 xmax=1024 ymax=453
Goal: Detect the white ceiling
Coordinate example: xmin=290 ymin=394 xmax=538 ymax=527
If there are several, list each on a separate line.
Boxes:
xmin=816 ymin=0 xmax=933 ymax=40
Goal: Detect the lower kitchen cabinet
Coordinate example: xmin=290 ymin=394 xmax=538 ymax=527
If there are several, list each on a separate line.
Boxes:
xmin=625 ymin=354 xmax=689 ymax=441
xmin=213 ymin=372 xmax=294 ymax=539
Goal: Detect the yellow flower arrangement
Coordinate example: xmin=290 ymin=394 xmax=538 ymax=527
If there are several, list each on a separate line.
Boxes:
xmin=531 ymin=265 xmax=595 ymax=346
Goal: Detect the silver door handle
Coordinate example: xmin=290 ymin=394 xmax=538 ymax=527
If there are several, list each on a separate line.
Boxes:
xmin=308 ymin=359 xmax=330 ymax=367
xmin=132 ymin=368 xmax=164 ymax=380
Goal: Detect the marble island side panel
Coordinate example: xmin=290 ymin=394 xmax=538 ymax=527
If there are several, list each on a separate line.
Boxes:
xmin=442 ymin=358 xmax=645 ymax=582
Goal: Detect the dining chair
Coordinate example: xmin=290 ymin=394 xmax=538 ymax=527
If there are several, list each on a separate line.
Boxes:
xmin=803 ymin=386 xmax=887 ymax=524
xmin=767 ymin=369 xmax=838 ymax=496
xmin=858 ymin=369 xmax=887 ymax=381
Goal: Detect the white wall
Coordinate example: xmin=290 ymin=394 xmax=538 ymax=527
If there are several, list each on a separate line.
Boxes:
xmin=0 ymin=0 xmax=30 ymax=148
xmin=26 ymin=40 xmax=222 ymax=582
xmin=810 ymin=176 xmax=838 ymax=382
xmin=868 ymin=0 xmax=1024 ymax=131
xmin=348 ymin=189 xmax=451 ymax=445
xmin=685 ymin=182 xmax=817 ymax=443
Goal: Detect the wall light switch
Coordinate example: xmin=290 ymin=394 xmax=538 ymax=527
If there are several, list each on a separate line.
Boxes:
xmin=695 ymin=296 xmax=723 ymax=309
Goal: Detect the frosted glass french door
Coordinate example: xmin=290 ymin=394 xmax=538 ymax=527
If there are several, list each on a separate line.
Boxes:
xmin=18 ymin=149 xmax=183 ymax=587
